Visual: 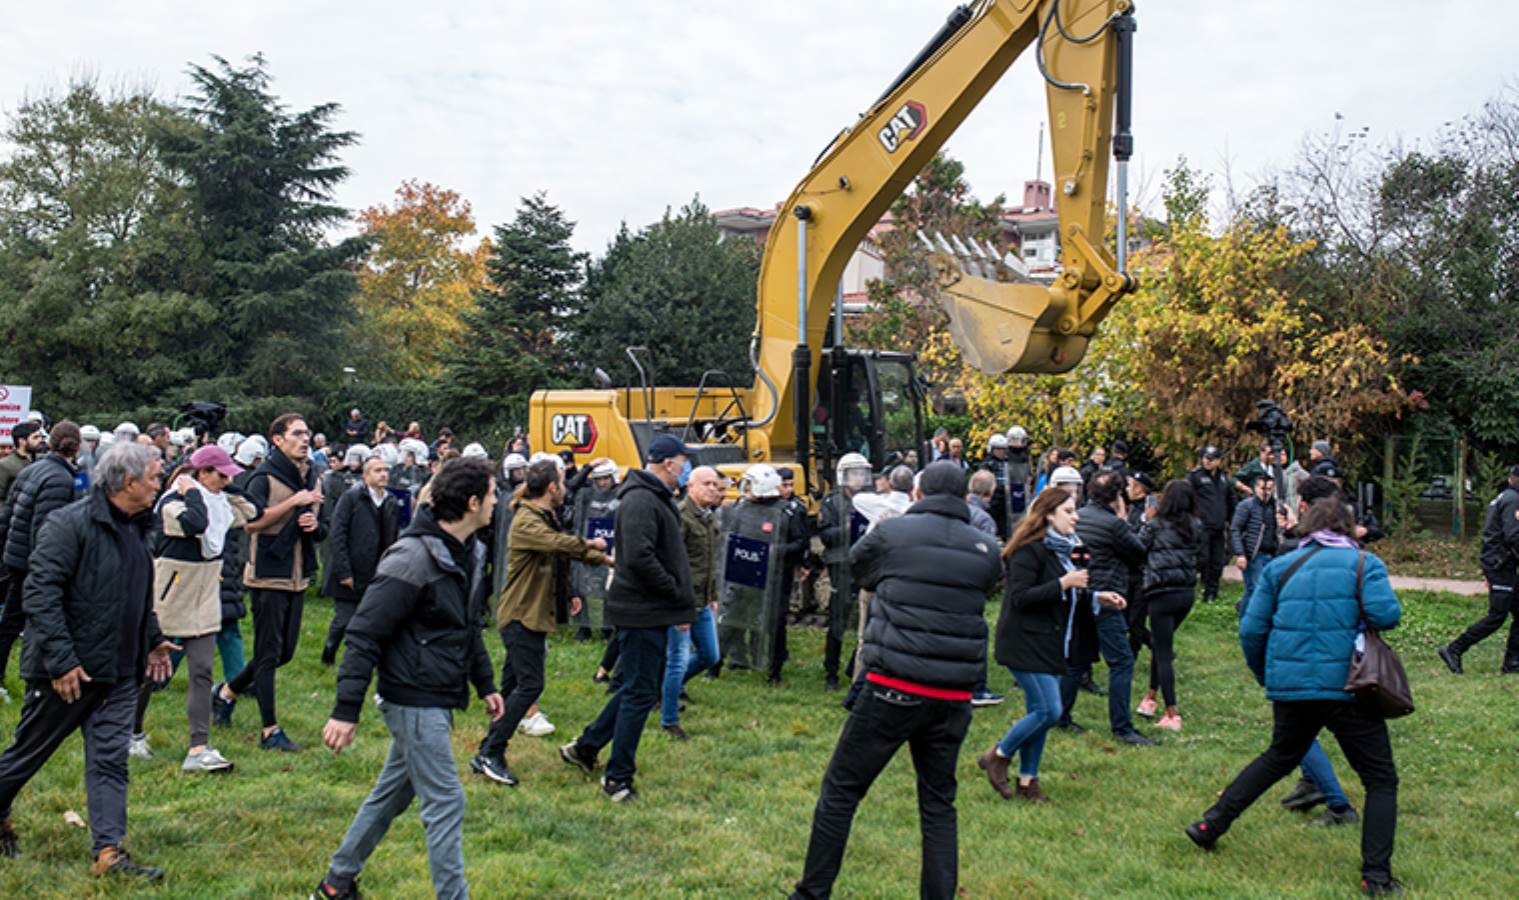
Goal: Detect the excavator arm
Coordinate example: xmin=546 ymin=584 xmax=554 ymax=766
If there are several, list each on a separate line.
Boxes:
xmin=752 ymin=0 xmax=1137 ymax=476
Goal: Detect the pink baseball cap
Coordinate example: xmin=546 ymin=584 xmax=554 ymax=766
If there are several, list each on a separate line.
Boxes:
xmin=189 ymin=444 xmax=244 ymax=477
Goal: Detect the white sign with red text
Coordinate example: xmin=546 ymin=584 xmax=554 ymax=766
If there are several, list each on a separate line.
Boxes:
xmin=0 ymin=385 xmax=32 ymax=434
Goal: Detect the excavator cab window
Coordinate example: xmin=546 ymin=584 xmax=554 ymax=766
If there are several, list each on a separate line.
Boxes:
xmin=872 ymin=356 xmax=925 ymax=470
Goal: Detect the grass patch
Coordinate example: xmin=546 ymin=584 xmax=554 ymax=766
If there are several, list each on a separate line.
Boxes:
xmin=1 ymin=584 xmax=1515 ymax=897
xmin=1372 ymin=534 xmax=1483 ymax=581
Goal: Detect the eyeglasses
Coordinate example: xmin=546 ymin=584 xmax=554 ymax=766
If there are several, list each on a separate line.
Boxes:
xmin=286 ymin=429 xmax=311 ymax=439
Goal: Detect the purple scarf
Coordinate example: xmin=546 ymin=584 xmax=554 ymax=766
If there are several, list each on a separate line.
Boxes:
xmin=1309 ymin=530 xmax=1358 ymax=549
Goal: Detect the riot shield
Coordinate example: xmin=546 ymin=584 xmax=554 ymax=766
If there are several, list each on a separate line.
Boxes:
xmin=826 ymin=490 xmax=870 ymax=644
xmin=1006 ymin=456 xmax=1032 ymax=536
xmin=571 ymin=488 xmax=617 ymax=633
xmin=716 ymin=500 xmax=787 ymax=671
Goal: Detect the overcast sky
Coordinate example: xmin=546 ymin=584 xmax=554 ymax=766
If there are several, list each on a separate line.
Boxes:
xmin=4 ymin=1 xmax=1513 ymax=253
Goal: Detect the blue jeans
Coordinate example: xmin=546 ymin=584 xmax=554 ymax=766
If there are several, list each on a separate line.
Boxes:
xmin=1060 ymin=610 xmax=1136 ymax=736
xmin=998 ymin=670 xmax=1063 ymax=777
xmin=580 ymin=626 xmax=667 ymax=782
xmin=327 ymin=703 xmax=468 ymax=900
xmin=1238 ymin=554 xmax=1269 ymax=619
xmin=661 ymin=607 xmax=719 ymax=726
xmin=217 ymin=620 xmax=246 ymax=683
xmin=1299 ymin=739 xmax=1351 ymax=809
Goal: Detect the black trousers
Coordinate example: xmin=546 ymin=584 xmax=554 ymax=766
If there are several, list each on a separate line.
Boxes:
xmin=1199 ymin=529 xmax=1227 ymax=598
xmin=1146 ymin=589 xmax=1194 ymax=707
xmin=1205 ymin=699 xmax=1398 ymax=882
xmin=324 ymin=597 xmax=360 ymax=657
xmin=0 ymin=678 xmax=138 ymax=854
xmin=479 ymin=621 xmax=548 ymax=760
xmin=793 ymin=685 xmax=972 ymax=900
xmin=1449 ymin=569 xmax=1519 ymax=665
xmin=0 ymin=567 xmax=28 ymax=682
xmin=226 ymin=589 xmax=304 ymax=728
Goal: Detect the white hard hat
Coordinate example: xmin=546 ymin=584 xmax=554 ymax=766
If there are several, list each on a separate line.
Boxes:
xmin=115 ymin=421 xmax=140 ymax=439
xmin=988 ymin=433 xmax=1010 ymax=451
xmin=503 ymin=452 xmax=529 ymax=472
xmin=591 ymin=460 xmax=618 ymax=480
xmin=1050 ymin=465 xmax=1084 ymax=488
xmin=747 ymin=464 xmax=782 ymax=499
xmin=217 ymin=432 xmax=245 ymax=453
xmin=80 ymin=425 xmax=101 ymax=441
xmin=234 ymin=435 xmax=268 ymax=466
xmin=461 ymin=442 xmax=488 ymax=459
xmin=1006 ymin=426 xmax=1028 ymax=446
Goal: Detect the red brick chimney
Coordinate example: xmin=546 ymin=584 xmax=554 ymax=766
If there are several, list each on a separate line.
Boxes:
xmin=1022 ymin=179 xmax=1051 ymax=211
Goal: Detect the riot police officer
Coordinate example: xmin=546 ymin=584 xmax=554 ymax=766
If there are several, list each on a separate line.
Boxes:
xmin=818 ymin=453 xmax=873 ymax=691
xmin=571 ymin=460 xmax=620 ymax=640
xmin=716 ymin=464 xmax=803 ymax=685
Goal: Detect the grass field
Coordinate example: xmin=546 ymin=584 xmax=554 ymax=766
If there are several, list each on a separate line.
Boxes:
xmin=1 ymin=583 xmax=1516 ymax=898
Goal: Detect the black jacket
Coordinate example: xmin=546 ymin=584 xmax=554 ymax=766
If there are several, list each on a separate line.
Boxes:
xmin=322 ymin=483 xmax=401 ymax=601
xmin=332 ymin=506 xmax=496 ymax=722
xmin=853 ymin=494 xmax=1002 ymax=690
xmin=1479 ymin=486 xmax=1519 ymax=573
xmin=996 ymin=542 xmax=1084 ymax=675
xmin=1141 ymin=516 xmax=1202 ymax=593
xmin=1229 ymin=496 xmax=1279 ymax=559
xmin=244 ymin=447 xmax=326 ymax=584
xmin=20 ymin=488 xmax=165 ymax=683
xmin=606 ymin=468 xmax=696 ymax=629
xmin=1188 ymin=467 xmax=1237 ymax=531
xmin=1075 ymin=500 xmax=1146 ymax=596
xmin=2 ymin=453 xmax=78 ymax=572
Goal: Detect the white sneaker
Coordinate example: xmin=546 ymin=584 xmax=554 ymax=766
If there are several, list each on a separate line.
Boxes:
xmin=373 ymin=692 xmax=384 ymax=708
xmin=0 ymin=686 xmax=10 ymax=703
xmin=518 ymin=711 xmax=555 ymax=737
xmin=181 ymin=747 xmax=234 ymax=773
xmin=128 ymin=734 xmax=153 ymax=760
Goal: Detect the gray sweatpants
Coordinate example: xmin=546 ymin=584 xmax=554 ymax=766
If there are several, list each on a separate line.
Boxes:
xmin=327 ymin=703 xmax=468 ymax=899
xmin=181 ymin=634 xmax=216 ymax=748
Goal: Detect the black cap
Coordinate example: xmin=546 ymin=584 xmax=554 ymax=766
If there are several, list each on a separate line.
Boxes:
xmin=776 ymin=466 xmax=795 ymax=481
xmin=1112 ymin=440 xmax=1130 ymax=455
xmin=1508 ymin=463 xmax=1519 ymax=478
xmin=1130 ymin=471 xmax=1157 ymax=492
xmin=1200 ymin=445 xmax=1222 ymax=460
xmin=646 ymin=434 xmax=698 ymax=463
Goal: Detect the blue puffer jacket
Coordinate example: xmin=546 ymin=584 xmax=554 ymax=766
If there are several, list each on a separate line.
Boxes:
xmin=1240 ymin=541 xmax=1401 ymax=702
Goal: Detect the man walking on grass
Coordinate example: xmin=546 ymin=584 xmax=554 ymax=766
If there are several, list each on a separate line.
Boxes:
xmin=312 ymin=457 xmax=504 ymax=900
xmin=560 ymin=434 xmax=697 ymax=802
xmin=214 ymin=413 xmax=326 ymax=752
xmin=791 ymin=462 xmax=1002 ymax=900
xmin=0 ymin=443 xmax=177 ymax=882
xmin=472 ymin=458 xmax=608 ymax=786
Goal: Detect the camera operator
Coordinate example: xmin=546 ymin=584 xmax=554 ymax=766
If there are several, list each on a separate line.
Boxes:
xmin=1187 ymin=446 xmax=1237 ymax=605
xmin=1230 ymin=473 xmax=1286 ymax=618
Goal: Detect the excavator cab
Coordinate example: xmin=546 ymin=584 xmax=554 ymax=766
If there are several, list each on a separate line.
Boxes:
xmin=813 ymin=347 xmax=926 ymax=485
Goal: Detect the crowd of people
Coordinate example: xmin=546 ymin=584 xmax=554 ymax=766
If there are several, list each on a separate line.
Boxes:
xmin=0 ymin=408 xmax=1514 ymax=897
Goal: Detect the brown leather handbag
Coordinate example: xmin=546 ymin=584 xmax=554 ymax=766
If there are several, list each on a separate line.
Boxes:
xmin=1343 ymin=552 xmax=1415 ymax=719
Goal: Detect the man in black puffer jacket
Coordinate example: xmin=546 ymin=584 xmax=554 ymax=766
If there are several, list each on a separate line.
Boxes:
xmin=560 ymin=434 xmax=696 ymax=803
xmin=0 ymin=421 xmax=82 ymax=688
xmin=1061 ymin=469 xmax=1156 ymax=746
xmin=791 ymin=462 xmax=1001 ymax=900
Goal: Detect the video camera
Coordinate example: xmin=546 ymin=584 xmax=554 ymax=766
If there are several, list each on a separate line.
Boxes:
xmin=175 ymin=402 xmax=227 ymax=439
xmin=1244 ymin=399 xmax=1293 ymax=453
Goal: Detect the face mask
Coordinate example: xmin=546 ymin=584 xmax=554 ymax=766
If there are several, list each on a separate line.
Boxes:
xmin=678 ymin=459 xmax=692 ymax=488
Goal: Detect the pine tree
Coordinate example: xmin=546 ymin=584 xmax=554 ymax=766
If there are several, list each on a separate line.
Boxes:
xmin=156 ymin=54 xmax=368 ymax=398
xmin=440 ymin=193 xmax=585 ymax=428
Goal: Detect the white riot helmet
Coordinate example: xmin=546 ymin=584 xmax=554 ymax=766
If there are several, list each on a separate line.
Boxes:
xmin=98 ymin=432 xmax=117 ymax=450
xmin=344 ymin=443 xmax=371 ymax=467
xmin=1050 ymin=465 xmax=1084 ymax=490
xmin=80 ymin=425 xmax=101 ymax=442
xmin=530 ymin=451 xmax=564 ymax=472
xmin=170 ymin=428 xmax=194 ymax=448
xmin=400 ymin=438 xmax=429 ymax=464
xmin=502 ymin=452 xmax=529 ymax=475
xmin=836 ymin=452 xmax=872 ymax=492
xmin=988 ymin=433 xmax=1010 ymax=452
xmin=461 ymin=442 xmax=488 ymax=460
xmin=115 ymin=421 xmax=140 ymax=441
xmin=591 ymin=460 xmax=618 ymax=481
xmin=217 ymin=432 xmax=245 ymax=453
xmin=1006 ymin=426 xmax=1029 ymax=449
xmin=375 ymin=442 xmax=401 ymax=467
xmin=746 ymin=464 xmax=782 ymax=499
xmin=234 ymin=435 xmax=268 ymax=466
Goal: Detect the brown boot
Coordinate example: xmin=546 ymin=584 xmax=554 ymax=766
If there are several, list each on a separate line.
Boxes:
xmin=92 ymin=846 xmax=164 ymax=882
xmin=1015 ymin=777 xmax=1050 ymax=804
xmin=978 ymin=749 xmax=1013 ymax=799
xmin=0 ymin=816 xmax=18 ymax=858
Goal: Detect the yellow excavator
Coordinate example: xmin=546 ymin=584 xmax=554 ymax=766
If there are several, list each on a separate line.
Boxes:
xmin=529 ymin=0 xmax=1137 ymax=493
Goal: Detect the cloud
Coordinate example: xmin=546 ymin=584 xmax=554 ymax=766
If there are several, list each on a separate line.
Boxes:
xmin=2 ymin=1 xmax=1512 ymax=252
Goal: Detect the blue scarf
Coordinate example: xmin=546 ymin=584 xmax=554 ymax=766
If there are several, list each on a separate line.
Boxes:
xmin=1043 ymin=526 xmax=1080 ymax=565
